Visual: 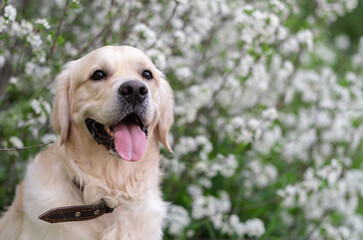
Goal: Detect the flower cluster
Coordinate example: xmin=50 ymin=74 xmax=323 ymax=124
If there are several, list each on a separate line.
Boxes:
xmin=278 ymin=159 xmax=363 ymax=239
xmin=187 ymin=185 xmax=265 ymax=238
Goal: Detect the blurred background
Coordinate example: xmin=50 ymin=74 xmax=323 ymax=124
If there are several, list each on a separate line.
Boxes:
xmin=1 ymin=0 xmax=363 ymax=239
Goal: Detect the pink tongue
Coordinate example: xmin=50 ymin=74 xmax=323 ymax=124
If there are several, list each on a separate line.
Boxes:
xmin=113 ymin=121 xmax=146 ymax=161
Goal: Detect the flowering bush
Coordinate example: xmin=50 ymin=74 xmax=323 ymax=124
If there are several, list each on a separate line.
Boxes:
xmin=1 ymin=0 xmax=363 ymax=239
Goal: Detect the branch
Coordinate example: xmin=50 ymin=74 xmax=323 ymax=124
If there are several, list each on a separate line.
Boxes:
xmin=78 ymin=1 xmax=125 ymax=55
xmin=0 ymin=142 xmax=52 ymax=152
xmin=148 ymin=2 xmax=179 ymax=49
xmin=47 ymin=0 xmax=71 ymax=60
xmin=119 ymin=0 xmax=149 ymax=44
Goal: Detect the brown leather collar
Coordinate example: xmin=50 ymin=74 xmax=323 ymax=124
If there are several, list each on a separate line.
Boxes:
xmin=38 ymin=201 xmax=114 ymax=223
xmin=38 ymin=180 xmax=114 ymax=223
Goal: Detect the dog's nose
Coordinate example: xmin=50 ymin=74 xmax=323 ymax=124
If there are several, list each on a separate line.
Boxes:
xmin=119 ymin=80 xmax=149 ymax=104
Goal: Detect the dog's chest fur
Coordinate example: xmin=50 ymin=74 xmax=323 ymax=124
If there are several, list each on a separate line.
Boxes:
xmin=19 ymin=145 xmax=166 ymax=240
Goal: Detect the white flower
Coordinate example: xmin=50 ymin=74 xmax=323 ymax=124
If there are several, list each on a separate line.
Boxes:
xmin=146 ymin=49 xmax=166 ymax=70
xmin=199 ymin=177 xmax=212 ymax=188
xmin=186 ymin=230 xmax=195 ymax=238
xmin=220 ymin=154 xmax=238 ymax=177
xmin=270 ymin=0 xmax=288 ymax=16
xmin=229 ymin=214 xmax=245 ymax=236
xmin=187 ymin=185 xmax=203 ymax=199
xmin=281 ymin=37 xmax=299 ymax=53
xmin=64 ymin=42 xmax=78 ymax=57
xmin=9 ymin=21 xmax=21 ymax=36
xmin=211 ymin=213 xmax=223 ymax=229
xmin=175 ymin=66 xmax=192 ymax=79
xmin=162 ymin=157 xmax=186 ymax=176
xmin=176 ymin=0 xmax=189 ymax=5
xmin=0 ymin=17 xmax=6 ymax=32
xmin=314 ymin=43 xmax=336 ymax=64
xmin=0 ymin=55 xmax=5 ymax=68
xmin=166 ymin=205 xmax=190 ymax=236
xmin=133 ymin=23 xmax=157 ymax=46
xmin=334 ymin=34 xmax=350 ymax=50
xmin=262 ymin=107 xmax=278 ymax=120
xmin=9 ymin=136 xmax=23 ymax=148
xmin=188 ymin=187 xmax=231 ymax=221
xmin=34 ymin=18 xmax=50 ymax=29
xmin=238 ymin=55 xmax=254 ymax=77
xmin=4 ymin=5 xmax=17 ymax=22
xmin=20 ymin=20 xmax=33 ymax=35
xmin=25 ymin=62 xmax=36 ymax=75
xmin=41 ymin=134 xmax=57 ymax=144
xmin=31 ymin=99 xmax=42 ymax=114
xmin=297 ymin=29 xmax=313 ymax=51
xmin=27 ymin=33 xmax=42 ymax=49
xmin=244 ymin=218 xmax=265 ymax=237
xmin=248 ymin=118 xmax=261 ymax=130
xmin=243 ymin=161 xmax=278 ymax=190
xmin=9 ymin=77 xmax=18 ymax=84
xmin=174 ymin=30 xmax=186 ymax=43
xmin=35 ymin=50 xmax=46 ymax=63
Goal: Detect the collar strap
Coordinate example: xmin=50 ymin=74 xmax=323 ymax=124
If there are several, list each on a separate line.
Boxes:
xmin=38 ymin=201 xmax=114 ymax=223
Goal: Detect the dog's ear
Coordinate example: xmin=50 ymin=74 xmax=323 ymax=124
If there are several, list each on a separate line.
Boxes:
xmin=156 ymin=73 xmax=174 ymax=152
xmin=51 ymin=62 xmax=73 ymax=146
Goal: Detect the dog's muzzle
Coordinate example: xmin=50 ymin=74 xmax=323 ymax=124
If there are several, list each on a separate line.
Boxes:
xmin=85 ymin=80 xmax=150 ymax=162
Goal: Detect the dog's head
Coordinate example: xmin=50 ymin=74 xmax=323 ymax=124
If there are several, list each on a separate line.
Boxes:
xmin=51 ymin=46 xmax=173 ymax=161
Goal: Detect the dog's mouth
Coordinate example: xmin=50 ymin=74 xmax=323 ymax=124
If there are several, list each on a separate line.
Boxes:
xmin=85 ymin=113 xmax=149 ymax=161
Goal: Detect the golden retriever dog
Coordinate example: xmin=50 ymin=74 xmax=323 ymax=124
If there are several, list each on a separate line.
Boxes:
xmin=0 ymin=45 xmax=174 ymax=240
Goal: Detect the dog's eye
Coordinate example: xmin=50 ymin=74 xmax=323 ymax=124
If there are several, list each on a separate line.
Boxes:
xmin=91 ymin=70 xmax=107 ymax=80
xmin=142 ymin=70 xmax=153 ymax=80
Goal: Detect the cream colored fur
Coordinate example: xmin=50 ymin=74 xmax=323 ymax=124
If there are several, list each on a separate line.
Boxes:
xmin=0 ymin=46 xmax=174 ymax=240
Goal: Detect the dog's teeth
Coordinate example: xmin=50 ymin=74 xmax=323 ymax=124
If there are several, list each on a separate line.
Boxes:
xmin=105 ymin=126 xmax=114 ymax=137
